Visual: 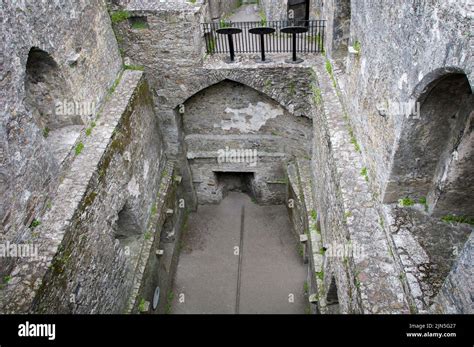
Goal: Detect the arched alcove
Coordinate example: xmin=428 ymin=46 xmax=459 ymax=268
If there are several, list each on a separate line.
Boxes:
xmin=177 ymin=79 xmax=312 ymax=205
xmin=24 ymin=47 xmax=85 ymax=163
xmin=113 ymin=202 xmax=143 ymax=254
xmin=384 ymin=70 xmax=473 ymax=217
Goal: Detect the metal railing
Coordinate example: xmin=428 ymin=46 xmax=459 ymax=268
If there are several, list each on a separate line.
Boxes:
xmin=202 ymin=20 xmax=325 ymax=55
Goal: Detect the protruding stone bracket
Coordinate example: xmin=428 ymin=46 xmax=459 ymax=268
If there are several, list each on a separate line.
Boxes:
xmin=299 ymin=234 xmax=308 ymax=243
xmin=309 ymin=293 xmax=318 ymax=304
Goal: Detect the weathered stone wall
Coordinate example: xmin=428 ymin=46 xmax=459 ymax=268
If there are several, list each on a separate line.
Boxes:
xmin=132 ymin=162 xmax=187 ymax=314
xmin=383 ymin=204 xmax=472 ymax=312
xmin=110 ymin=2 xmax=207 ymax=155
xmin=430 ymin=232 xmax=474 ymax=314
xmin=261 ymin=0 xmax=288 ymax=21
xmin=1 ymin=0 xmax=471 ymax=316
xmin=316 ymin=0 xmax=351 ymax=58
xmin=288 ymin=158 xmax=326 ymax=314
xmin=287 ymin=163 xmax=307 ymax=239
xmin=340 ymin=0 xmax=473 ymax=201
xmin=31 ymin=72 xmax=164 ymax=313
xmin=109 ymin=2 xmax=316 ymax=207
xmin=0 ymin=70 xmax=166 ymax=314
xmin=208 ymin=0 xmax=242 ymax=19
xmin=0 ymin=0 xmax=122 ymax=268
xmin=326 ymin=0 xmax=473 ymax=313
xmin=261 ymin=0 xmax=321 ymax=21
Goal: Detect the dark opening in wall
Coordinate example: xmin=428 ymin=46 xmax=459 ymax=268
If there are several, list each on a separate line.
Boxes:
xmin=422 ymin=74 xmax=473 ymax=217
xmin=129 ymin=16 xmax=149 ymax=30
xmin=114 ymin=203 xmax=143 ymax=249
xmin=326 ymin=276 xmax=340 ymax=313
xmin=214 ymin=172 xmax=256 ymax=200
xmin=25 ymin=48 xmax=83 ymax=131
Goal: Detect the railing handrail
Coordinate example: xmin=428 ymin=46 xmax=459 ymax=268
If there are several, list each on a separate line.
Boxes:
xmin=202 ymin=19 xmax=327 ymax=24
xmin=202 ymin=19 xmax=326 ymax=55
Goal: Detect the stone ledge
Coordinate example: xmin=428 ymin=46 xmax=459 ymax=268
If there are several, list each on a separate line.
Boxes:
xmin=287 ymin=158 xmax=325 ymax=310
xmin=295 ymin=159 xmax=326 ymax=308
xmin=313 ymin=58 xmax=411 ymax=314
xmin=203 ymin=54 xmax=324 ymax=70
xmin=125 ymin=160 xmax=175 ymax=314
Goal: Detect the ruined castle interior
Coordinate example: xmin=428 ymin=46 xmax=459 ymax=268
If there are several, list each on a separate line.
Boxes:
xmin=0 ymin=0 xmax=472 ymax=315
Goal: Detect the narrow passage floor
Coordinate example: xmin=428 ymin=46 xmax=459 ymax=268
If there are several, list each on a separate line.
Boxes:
xmin=171 ymin=192 xmax=306 ymax=314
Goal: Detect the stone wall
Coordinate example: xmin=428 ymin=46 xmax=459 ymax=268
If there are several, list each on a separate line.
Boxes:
xmin=383 ymin=204 xmax=472 ymax=312
xmin=430 ymin=232 xmax=474 ymax=314
xmin=287 ymin=158 xmax=326 ymax=313
xmin=1 ymin=0 xmax=471 ymax=315
xmin=327 ymin=0 xmax=473 ymax=313
xmin=260 ymin=0 xmax=288 ymax=21
xmin=311 ymin=57 xmax=412 ymax=314
xmin=0 ymin=70 xmax=166 ymax=313
xmin=110 ymin=2 xmax=207 ymax=155
xmin=109 ymin=2 xmax=315 ymax=207
xmin=208 ymin=0 xmax=242 ymax=19
xmin=340 ymin=0 xmax=473 ymax=202
xmin=315 ymin=0 xmax=351 ymax=58
xmin=33 ymin=72 xmax=164 ymax=314
xmin=128 ymin=161 xmax=186 ymax=314
xmin=0 ymin=0 xmax=122 ymax=273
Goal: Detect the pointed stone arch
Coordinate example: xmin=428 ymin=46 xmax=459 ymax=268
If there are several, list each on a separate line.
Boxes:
xmin=173 ymin=72 xmax=304 ymax=117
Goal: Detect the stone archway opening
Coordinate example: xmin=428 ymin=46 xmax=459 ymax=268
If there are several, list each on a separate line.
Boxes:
xmin=24 ymin=47 xmax=85 ymax=164
xmin=384 ymin=71 xmax=473 ymax=217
